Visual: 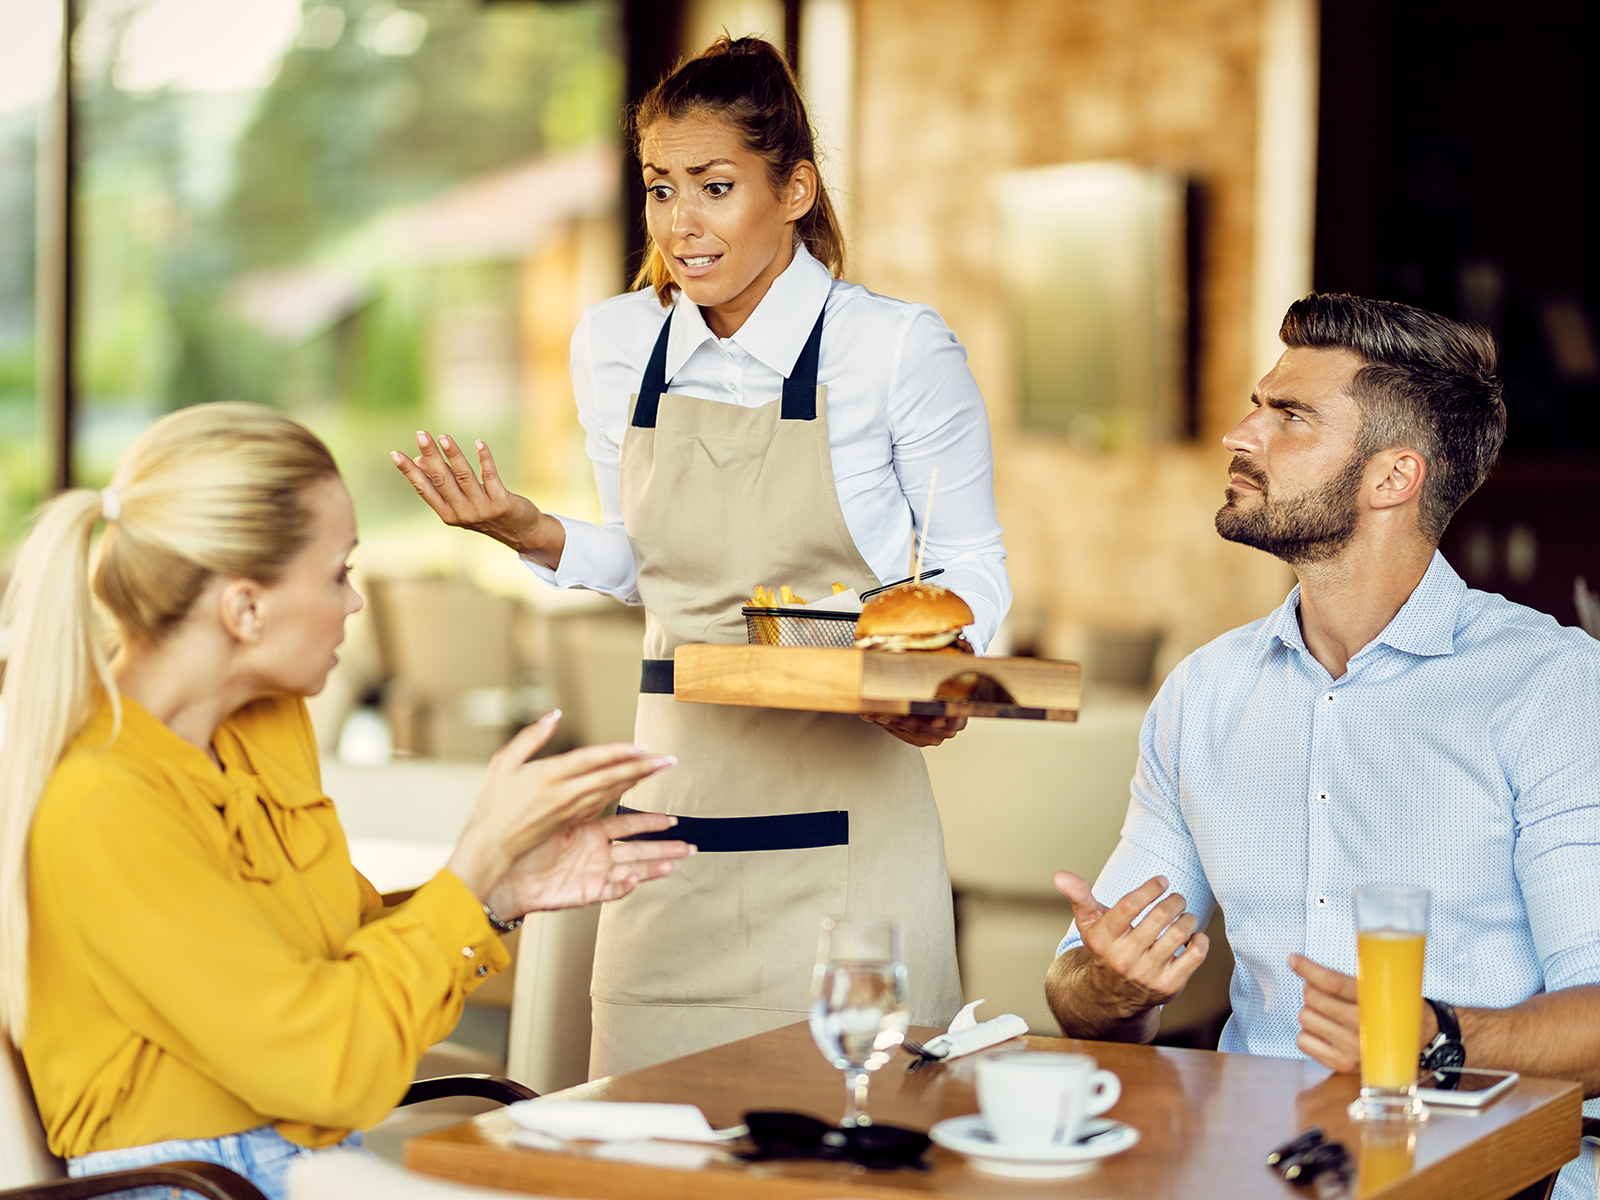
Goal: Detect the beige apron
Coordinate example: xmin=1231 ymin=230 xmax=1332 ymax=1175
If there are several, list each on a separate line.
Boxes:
xmin=588 ymin=306 xmax=962 ymax=1078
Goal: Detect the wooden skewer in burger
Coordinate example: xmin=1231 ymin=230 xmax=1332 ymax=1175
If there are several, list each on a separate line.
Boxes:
xmin=855 ymin=468 xmax=976 ymax=655
xmin=853 ymin=470 xmax=1021 ymax=704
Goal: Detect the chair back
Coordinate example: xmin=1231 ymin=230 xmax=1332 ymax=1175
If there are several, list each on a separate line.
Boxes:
xmin=924 ymin=703 xmax=1147 ymax=898
xmin=506 ymin=903 xmax=601 ymax=1092
xmin=1 ymin=1037 xmax=64 ymax=1186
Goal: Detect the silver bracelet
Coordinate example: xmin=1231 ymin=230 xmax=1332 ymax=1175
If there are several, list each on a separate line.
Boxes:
xmin=481 ymin=903 xmax=524 ymax=934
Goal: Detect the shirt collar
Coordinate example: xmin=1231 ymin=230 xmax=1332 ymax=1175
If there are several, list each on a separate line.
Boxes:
xmin=1254 ymin=550 xmax=1465 ymax=665
xmin=663 ymin=242 xmax=832 ymax=383
xmin=1369 ymin=550 xmax=1466 ymax=658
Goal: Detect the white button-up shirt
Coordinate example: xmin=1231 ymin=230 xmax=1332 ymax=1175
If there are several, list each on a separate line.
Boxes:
xmin=1059 ymin=553 xmax=1600 ymax=1199
xmin=526 ymin=244 xmax=1011 ymax=651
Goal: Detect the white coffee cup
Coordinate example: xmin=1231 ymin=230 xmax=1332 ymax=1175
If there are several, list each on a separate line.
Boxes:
xmin=974 ymin=1052 xmax=1121 ymax=1148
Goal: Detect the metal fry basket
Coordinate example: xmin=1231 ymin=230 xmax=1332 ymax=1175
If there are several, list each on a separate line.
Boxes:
xmin=742 ymin=606 xmax=859 ymax=648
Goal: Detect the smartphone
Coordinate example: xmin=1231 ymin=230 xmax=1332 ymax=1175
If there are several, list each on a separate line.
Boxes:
xmin=1414 ymin=1067 xmax=1519 ymax=1108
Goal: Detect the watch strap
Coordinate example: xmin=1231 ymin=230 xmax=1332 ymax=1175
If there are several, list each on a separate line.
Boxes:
xmin=1426 ymin=997 xmax=1461 ymax=1041
xmin=1420 ymin=997 xmax=1466 ymax=1072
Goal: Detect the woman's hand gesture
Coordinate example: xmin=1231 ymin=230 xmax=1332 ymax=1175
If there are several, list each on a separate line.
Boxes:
xmin=485 ymin=810 xmax=695 ymax=917
xmin=389 ymin=430 xmax=564 ymax=567
xmin=446 ymin=712 xmax=675 ymax=902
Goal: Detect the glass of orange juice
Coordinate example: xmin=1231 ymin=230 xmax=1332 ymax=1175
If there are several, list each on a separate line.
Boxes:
xmin=1349 ymin=884 xmax=1430 ymax=1122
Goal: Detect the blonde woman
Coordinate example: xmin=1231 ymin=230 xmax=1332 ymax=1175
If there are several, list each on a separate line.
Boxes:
xmin=0 ymin=403 xmax=690 ymax=1198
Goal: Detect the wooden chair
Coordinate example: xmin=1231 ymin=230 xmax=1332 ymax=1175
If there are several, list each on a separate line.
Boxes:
xmin=1 ymin=1038 xmax=535 ymax=1200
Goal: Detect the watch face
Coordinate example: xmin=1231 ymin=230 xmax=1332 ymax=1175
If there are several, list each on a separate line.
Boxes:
xmin=1424 ymin=1039 xmax=1467 ymax=1073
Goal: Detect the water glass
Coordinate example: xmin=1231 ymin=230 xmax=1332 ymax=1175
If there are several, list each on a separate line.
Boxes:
xmin=1349 ymin=885 xmax=1430 ymax=1122
xmin=808 ymin=914 xmax=909 ymax=1128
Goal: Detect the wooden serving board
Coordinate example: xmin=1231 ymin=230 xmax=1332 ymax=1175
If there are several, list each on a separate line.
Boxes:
xmin=672 ymin=644 xmax=1081 ymax=722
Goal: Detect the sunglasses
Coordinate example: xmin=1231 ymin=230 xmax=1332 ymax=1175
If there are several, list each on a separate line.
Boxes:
xmin=738 ymin=1111 xmax=931 ymax=1171
xmin=1266 ymin=1126 xmax=1351 ymax=1188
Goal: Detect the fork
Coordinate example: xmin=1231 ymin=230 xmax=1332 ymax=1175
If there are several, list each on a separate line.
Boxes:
xmin=900 ymin=1036 xmax=946 ymax=1072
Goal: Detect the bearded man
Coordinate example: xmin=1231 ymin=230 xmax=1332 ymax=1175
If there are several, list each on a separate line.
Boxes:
xmin=1044 ymin=294 xmax=1600 ymax=1199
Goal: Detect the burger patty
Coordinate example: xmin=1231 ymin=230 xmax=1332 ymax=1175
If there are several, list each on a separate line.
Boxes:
xmin=852 ymin=630 xmax=974 ymax=653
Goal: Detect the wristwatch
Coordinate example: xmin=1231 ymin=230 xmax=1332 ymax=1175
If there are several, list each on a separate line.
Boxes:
xmin=482 ymin=903 xmax=524 ymax=935
xmin=1420 ymin=997 xmax=1466 ymax=1073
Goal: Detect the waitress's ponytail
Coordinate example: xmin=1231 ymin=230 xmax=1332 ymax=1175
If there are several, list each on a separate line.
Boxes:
xmin=631 ymin=35 xmax=847 ymax=303
xmin=0 ymin=402 xmax=338 ymax=1041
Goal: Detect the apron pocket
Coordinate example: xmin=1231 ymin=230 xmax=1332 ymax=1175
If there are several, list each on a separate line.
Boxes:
xmin=592 ymin=842 xmax=849 ymax=1009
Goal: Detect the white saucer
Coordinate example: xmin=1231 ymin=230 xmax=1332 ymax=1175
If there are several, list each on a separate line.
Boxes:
xmin=928 ymin=1114 xmax=1140 ymax=1178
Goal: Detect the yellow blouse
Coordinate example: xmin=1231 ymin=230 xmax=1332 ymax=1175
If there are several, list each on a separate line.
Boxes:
xmin=23 ymin=692 xmax=509 ymax=1158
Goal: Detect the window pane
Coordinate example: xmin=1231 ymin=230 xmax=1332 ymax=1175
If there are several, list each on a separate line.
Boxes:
xmin=0 ymin=0 xmax=59 ymax=545
xmin=72 ymin=0 xmax=623 ymax=531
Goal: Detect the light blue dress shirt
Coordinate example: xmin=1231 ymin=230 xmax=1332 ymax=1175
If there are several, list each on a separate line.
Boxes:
xmin=1059 ymin=551 xmax=1600 ymax=1198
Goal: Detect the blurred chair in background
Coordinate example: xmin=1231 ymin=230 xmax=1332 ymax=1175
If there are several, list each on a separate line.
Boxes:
xmin=367 ymin=576 xmax=525 ymax=761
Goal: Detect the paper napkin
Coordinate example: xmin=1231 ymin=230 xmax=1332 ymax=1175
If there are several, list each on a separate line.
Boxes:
xmin=804 ymin=588 xmax=863 ymax=613
xmin=916 ymin=999 xmax=1029 ymax=1061
xmin=504 ymin=1101 xmax=722 ymax=1143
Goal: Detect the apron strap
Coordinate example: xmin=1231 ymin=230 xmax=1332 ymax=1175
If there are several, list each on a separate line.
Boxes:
xmin=640 ymin=658 xmax=675 ymax=694
xmin=616 ymin=804 xmax=848 ymax=851
xmin=631 ymin=304 xmax=828 ymax=429
xmin=631 ymin=310 xmax=674 ymax=429
xmin=779 ymin=306 xmax=826 ymax=422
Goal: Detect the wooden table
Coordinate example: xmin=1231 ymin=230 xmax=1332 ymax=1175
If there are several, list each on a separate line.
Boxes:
xmin=406 ymin=1022 xmax=1581 ymax=1200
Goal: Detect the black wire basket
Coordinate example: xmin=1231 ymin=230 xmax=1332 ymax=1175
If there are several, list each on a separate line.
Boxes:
xmin=742 ymin=606 xmax=859 ymax=648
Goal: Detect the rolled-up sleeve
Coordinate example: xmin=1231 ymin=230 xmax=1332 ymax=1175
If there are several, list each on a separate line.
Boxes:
xmin=1510 ymin=647 xmax=1600 ymax=993
xmin=1057 ymin=665 xmax=1216 ymax=956
xmin=885 ymin=306 xmax=1011 ymax=652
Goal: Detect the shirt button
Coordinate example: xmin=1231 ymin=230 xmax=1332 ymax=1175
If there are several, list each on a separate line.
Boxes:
xmin=1325 ymin=692 xmax=1336 ymax=703
xmin=462 ymin=946 xmax=475 ymax=959
xmin=475 ymin=964 xmax=489 ymax=978
xmin=1315 ymin=896 xmax=1328 ymax=906
xmin=1316 ymin=791 xmax=1330 ymax=803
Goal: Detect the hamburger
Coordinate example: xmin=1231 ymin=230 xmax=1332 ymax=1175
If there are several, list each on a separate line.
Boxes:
xmin=853 ymin=582 xmax=975 ymax=653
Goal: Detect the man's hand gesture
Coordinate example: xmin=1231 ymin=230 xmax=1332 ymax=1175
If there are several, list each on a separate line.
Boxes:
xmin=1048 ymin=872 xmax=1210 ymax=1036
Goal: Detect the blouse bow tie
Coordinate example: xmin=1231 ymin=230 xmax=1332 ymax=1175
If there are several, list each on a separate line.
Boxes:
xmin=215 ymin=769 xmax=331 ymax=883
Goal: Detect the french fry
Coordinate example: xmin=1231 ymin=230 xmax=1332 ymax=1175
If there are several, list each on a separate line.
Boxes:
xmin=832 ymin=582 xmax=847 ymax=594
xmin=781 ymin=585 xmax=808 ymax=606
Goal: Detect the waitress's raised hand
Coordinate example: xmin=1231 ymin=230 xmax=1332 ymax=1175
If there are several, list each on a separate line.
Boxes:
xmin=389 ymin=430 xmax=565 ymax=567
xmin=446 ymin=710 xmax=676 ymax=904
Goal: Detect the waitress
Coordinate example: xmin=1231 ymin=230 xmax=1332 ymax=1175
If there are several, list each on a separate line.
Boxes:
xmin=393 ymin=35 xmax=1011 ymax=1078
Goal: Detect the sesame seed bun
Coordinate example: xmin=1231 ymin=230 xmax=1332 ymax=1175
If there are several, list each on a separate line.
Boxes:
xmin=853 ymin=583 xmax=975 ymax=651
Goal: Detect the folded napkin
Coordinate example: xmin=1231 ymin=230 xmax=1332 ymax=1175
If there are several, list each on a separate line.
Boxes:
xmin=504 ymin=1100 xmax=722 ymax=1143
xmin=916 ymin=999 xmax=1029 ymax=1061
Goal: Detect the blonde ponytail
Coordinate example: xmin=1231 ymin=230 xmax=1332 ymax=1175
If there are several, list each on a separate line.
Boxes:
xmin=0 ymin=491 xmax=119 ymax=1040
xmin=0 ymin=402 xmax=338 ymax=1040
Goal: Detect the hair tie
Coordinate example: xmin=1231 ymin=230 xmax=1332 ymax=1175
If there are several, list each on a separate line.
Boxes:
xmin=100 ymin=487 xmax=121 ymax=524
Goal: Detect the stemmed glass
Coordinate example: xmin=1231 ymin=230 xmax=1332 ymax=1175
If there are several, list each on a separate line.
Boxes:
xmin=808 ymin=914 xmax=910 ymax=1128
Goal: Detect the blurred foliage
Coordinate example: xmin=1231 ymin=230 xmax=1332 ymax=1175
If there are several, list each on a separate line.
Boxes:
xmin=2 ymin=0 xmax=619 ymax=548
xmin=226 ymin=1 xmax=620 ymax=268
xmin=70 ymin=0 xmax=618 ymax=420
